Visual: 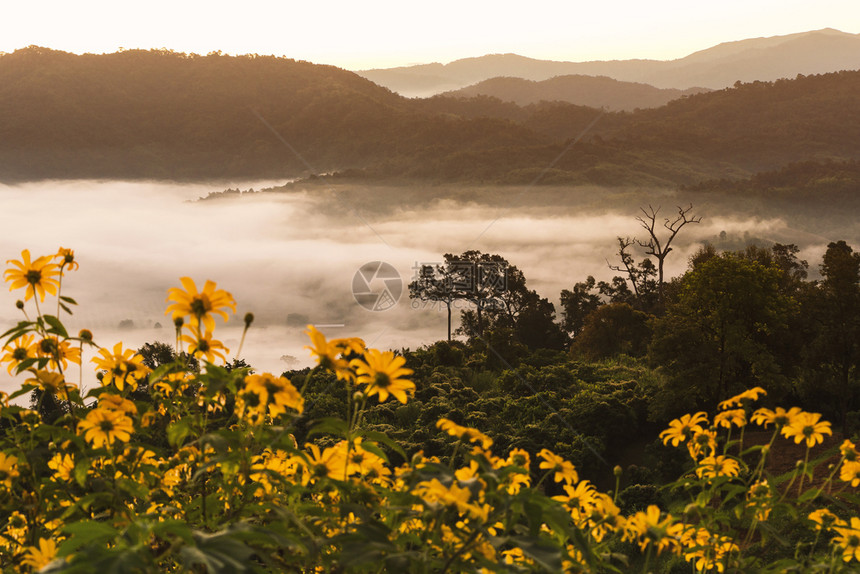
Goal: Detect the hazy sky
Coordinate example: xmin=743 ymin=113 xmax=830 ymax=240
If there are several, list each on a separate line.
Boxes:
xmin=2 ymin=0 xmax=858 ymax=69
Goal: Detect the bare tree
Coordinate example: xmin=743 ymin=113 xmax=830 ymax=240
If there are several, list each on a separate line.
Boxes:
xmin=635 ymin=204 xmax=702 ymax=303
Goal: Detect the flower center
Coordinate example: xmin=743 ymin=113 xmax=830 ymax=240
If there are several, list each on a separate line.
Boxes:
xmin=374 ymin=372 xmax=392 ymax=389
xmin=190 ymin=296 xmax=210 ymax=318
xmin=25 ymin=269 xmax=42 ymax=285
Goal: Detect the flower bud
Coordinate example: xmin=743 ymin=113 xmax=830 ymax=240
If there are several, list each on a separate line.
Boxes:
xmin=353 ymin=391 xmax=365 ymax=402
xmin=613 ymin=465 xmax=623 ymax=478
xmin=174 ymin=317 xmax=184 ymax=329
xmin=15 ymin=300 xmax=24 ymax=309
xmin=78 ymin=329 xmax=93 ymax=342
xmin=244 ymin=312 xmax=254 ymax=328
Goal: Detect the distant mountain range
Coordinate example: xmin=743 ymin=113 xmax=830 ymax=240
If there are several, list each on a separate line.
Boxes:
xmin=359 ymin=28 xmax=860 ymax=97
xmin=441 ymin=76 xmax=709 ymax=111
xmin=1 ymin=42 xmax=859 ymax=188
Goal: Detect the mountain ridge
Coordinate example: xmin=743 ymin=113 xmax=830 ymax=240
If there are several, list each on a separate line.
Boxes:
xmin=441 ymin=75 xmax=709 ymax=111
xmin=358 ymin=28 xmax=860 ymax=96
xmin=1 ymin=47 xmax=859 ymax=188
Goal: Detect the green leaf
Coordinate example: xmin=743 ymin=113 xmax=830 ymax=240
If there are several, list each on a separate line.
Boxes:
xmin=308 ymin=417 xmax=348 ymax=438
xmin=167 ymin=419 xmax=192 ymax=448
xmin=9 ymin=383 xmax=37 ymax=400
xmin=43 ymin=314 xmax=70 ymax=338
xmin=60 ymin=295 xmax=78 ymax=305
xmin=117 ymin=477 xmax=150 ymax=500
xmin=74 ymin=458 xmax=90 ymax=487
xmin=510 ymin=535 xmax=564 ymax=572
xmin=523 ymin=499 xmax=543 ymax=536
xmin=360 ymin=429 xmax=407 ymax=460
xmin=151 ymin=520 xmax=194 ymax=544
xmin=0 ymin=321 xmax=35 ymax=343
xmin=60 ymin=521 xmax=118 ymax=554
xmin=797 ymin=488 xmax=822 ymax=503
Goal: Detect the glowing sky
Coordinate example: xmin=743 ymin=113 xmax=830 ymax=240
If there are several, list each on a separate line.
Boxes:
xmin=2 ymin=0 xmax=858 ymax=69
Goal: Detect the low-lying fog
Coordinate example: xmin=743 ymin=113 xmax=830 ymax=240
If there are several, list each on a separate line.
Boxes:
xmin=0 ymin=179 xmax=854 ymax=396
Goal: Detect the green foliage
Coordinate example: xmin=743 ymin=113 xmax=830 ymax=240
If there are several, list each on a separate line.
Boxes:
xmin=649 ymin=252 xmax=796 ymax=418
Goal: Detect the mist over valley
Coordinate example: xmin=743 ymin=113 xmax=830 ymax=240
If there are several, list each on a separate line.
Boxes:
xmin=0 ymin=179 xmax=853 ymax=394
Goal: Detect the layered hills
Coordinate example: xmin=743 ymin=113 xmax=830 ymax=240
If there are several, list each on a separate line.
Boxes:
xmin=1 ymin=43 xmax=858 ymax=187
xmin=359 ymin=28 xmax=860 ymax=96
xmin=440 ymin=75 xmax=708 ymax=111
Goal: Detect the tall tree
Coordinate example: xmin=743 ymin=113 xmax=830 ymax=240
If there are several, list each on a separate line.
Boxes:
xmin=649 ymin=253 xmax=793 ymax=417
xmin=408 ymin=263 xmax=459 ymax=341
xmin=560 ymin=276 xmax=602 ymax=337
xmin=815 ymin=241 xmax=860 ymax=432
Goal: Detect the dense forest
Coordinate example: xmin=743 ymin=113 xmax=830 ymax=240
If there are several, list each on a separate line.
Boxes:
xmin=2 ymin=47 xmax=859 ymax=186
xmin=276 ymin=232 xmax=860 ymax=497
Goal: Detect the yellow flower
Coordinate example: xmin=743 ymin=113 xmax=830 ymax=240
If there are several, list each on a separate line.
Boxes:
xmin=25 ymin=369 xmax=76 ymax=400
xmin=660 ymin=412 xmax=708 ymax=447
xmin=623 ymin=505 xmax=682 ymax=555
xmin=37 ymin=336 xmax=82 ymax=370
xmin=841 ymin=440 xmax=859 ymax=462
xmin=152 ymin=371 xmax=192 ymax=398
xmin=0 ymin=334 xmax=37 ymax=375
xmin=437 ymin=418 xmax=493 ymax=450
xmin=537 ymin=448 xmax=578 ymax=484
xmin=298 ymin=443 xmax=345 ymax=483
xmin=840 ymin=461 xmax=860 ymax=487
xmin=686 ymin=428 xmax=718 ymax=460
xmin=782 ymin=411 xmax=832 ymax=447
xmin=342 ymin=438 xmax=387 ymax=478
xmin=56 ymin=246 xmax=78 ymax=271
xmin=746 ymin=480 xmax=773 ymax=521
xmin=695 ymin=455 xmax=740 ymax=479
xmin=304 ymin=325 xmax=362 ymax=380
xmin=48 ymin=453 xmax=75 ymax=481
xmin=808 ymin=508 xmax=842 ymax=531
xmin=98 ymin=393 xmax=138 ymax=416
xmin=714 ymin=408 xmax=746 ymax=429
xmin=0 ymin=452 xmax=19 ymax=488
xmin=682 ymin=529 xmax=738 ymax=573
xmin=505 ymin=448 xmax=530 ymax=470
xmin=502 ymin=469 xmax=531 ymax=495
xmin=181 ymin=325 xmax=229 ymax=363
xmin=351 ymin=349 xmax=415 ymax=404
xmin=718 ymin=386 xmax=766 ymax=410
xmin=588 ymin=493 xmax=625 ymax=542
xmin=833 ymin=517 xmax=860 ymax=563
xmin=166 ymin=277 xmax=236 ymax=333
xmin=250 ymin=449 xmax=300 ymax=495
xmin=502 ymin=547 xmax=533 ymax=566
xmin=21 ymin=538 xmax=58 ymax=570
xmin=92 ymin=342 xmax=150 ymax=391
xmin=5 ymin=511 xmax=27 ymax=544
xmin=4 ymin=249 xmax=60 ymax=301
xmin=77 ymin=408 xmax=134 ymax=448
xmin=240 ymin=372 xmax=304 ymax=419
xmin=751 ymin=406 xmax=801 ymax=428
xmin=413 ymin=478 xmax=475 ymax=516
xmin=552 ymin=480 xmax=596 ymax=523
